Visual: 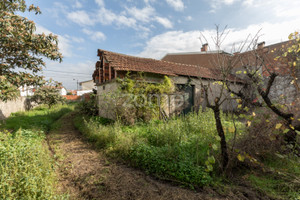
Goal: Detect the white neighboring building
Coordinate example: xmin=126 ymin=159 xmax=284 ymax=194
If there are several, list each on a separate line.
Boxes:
xmin=77 ymin=90 xmax=92 ymax=96
xmin=19 ymin=85 xmax=35 ymax=97
xmin=76 ymin=80 xmax=96 ymax=96
xmin=79 ymin=80 xmax=96 ymax=90
xmin=59 ymin=87 xmax=67 ymax=96
xmin=19 ymin=85 xmax=67 ymax=96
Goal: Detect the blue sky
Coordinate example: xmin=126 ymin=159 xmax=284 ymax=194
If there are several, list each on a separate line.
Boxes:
xmin=24 ymin=0 xmax=300 ymax=89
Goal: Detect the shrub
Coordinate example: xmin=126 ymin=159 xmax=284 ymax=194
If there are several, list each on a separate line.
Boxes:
xmin=76 ymin=93 xmax=99 ymax=116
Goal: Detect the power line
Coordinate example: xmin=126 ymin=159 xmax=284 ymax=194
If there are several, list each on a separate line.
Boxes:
xmin=43 ymin=74 xmax=91 ymax=78
xmin=43 ymin=69 xmax=92 ymax=75
xmin=44 ymin=75 xmax=91 ymax=79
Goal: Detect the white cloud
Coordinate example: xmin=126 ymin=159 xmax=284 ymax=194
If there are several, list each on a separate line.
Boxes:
xmin=138 ymin=20 xmax=300 ymax=59
xmin=94 ymin=4 xmax=172 ymax=33
xmin=64 ymin=35 xmax=85 ymax=43
xmin=96 ymin=7 xmax=137 ymax=28
xmin=65 ymin=0 xmax=176 ymax=39
xmin=126 ymin=6 xmax=155 ymax=23
xmin=144 ymin=0 xmax=156 ymax=4
xmin=73 ymin=0 xmax=83 ymax=9
xmin=35 ymin=25 xmax=73 ymax=58
xmin=155 ymin=17 xmax=173 ymax=29
xmin=242 ymin=0 xmax=254 ymax=6
xmin=271 ymin=0 xmax=300 ymax=18
xmin=48 ymin=2 xmax=69 ymax=26
xmin=210 ymin=0 xmax=300 ymax=17
xmin=82 ymin=29 xmax=106 ymax=42
xmin=185 ymin=16 xmax=192 ymax=21
xmin=116 ymin=15 xmax=137 ymax=28
xmin=209 ymin=0 xmax=240 ymax=12
xmin=222 ymin=0 xmax=238 ymax=4
xmin=138 ymin=30 xmax=201 ymax=59
xmin=67 ymin=10 xmax=95 ymax=26
xmin=95 ymin=0 xmax=105 ymax=7
xmin=165 ymin=0 xmax=184 ymax=11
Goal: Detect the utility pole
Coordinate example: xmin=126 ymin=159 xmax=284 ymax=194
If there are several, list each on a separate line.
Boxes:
xmin=73 ymin=79 xmax=79 ymax=91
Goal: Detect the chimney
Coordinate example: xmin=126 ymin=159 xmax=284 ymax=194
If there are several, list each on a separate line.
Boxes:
xmin=201 ymin=43 xmax=208 ymax=52
xmin=257 ymin=41 xmax=265 ymax=49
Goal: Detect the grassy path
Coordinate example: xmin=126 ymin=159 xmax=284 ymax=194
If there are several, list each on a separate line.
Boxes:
xmin=48 ymin=112 xmax=226 ymax=200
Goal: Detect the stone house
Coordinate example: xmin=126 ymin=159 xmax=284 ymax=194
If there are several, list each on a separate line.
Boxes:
xmin=232 ymin=40 xmax=300 ymax=104
xmin=92 ymin=49 xmax=244 ymax=119
xmin=162 ymin=41 xmax=300 ymax=105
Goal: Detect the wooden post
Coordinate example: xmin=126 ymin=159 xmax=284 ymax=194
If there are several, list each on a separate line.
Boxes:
xmin=109 ymin=64 xmax=111 ymax=81
xmin=103 ymin=62 xmax=105 ymax=82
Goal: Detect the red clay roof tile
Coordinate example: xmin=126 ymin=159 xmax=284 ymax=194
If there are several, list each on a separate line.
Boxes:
xmin=98 ymin=49 xmax=242 ymax=82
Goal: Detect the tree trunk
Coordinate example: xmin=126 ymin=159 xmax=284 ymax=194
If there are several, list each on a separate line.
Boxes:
xmin=213 ymin=107 xmax=229 ymax=170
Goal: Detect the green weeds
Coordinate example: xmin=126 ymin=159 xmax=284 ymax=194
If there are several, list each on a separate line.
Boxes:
xmin=1 ymin=104 xmax=74 ymax=132
xmin=74 ymin=108 xmax=300 ymax=198
xmin=74 ymin=110 xmax=240 ymax=187
xmin=0 ymin=130 xmax=67 ymax=199
xmin=0 ymin=104 xmax=74 ymax=199
xmin=247 ymin=155 xmax=300 ymax=199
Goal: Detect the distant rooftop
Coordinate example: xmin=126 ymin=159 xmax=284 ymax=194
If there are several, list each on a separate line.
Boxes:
xmin=162 ymin=50 xmax=231 ymax=56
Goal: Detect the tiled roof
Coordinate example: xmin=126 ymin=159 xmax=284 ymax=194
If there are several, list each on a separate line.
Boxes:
xmin=233 ymin=40 xmax=292 ymax=65
xmin=232 ymin=40 xmax=293 ymax=75
xmin=98 ymin=49 xmax=242 ymax=82
xmin=161 ymin=51 xmax=232 ymax=69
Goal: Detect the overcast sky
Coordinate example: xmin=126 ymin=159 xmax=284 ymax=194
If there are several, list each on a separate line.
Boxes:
xmin=24 ymin=0 xmax=300 ymax=89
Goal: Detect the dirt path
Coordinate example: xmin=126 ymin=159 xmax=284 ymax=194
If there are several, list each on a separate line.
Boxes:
xmin=48 ymin=113 xmax=229 ymax=200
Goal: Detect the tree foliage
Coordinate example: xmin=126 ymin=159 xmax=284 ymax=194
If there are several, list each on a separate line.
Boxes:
xmin=98 ymin=73 xmax=174 ymax=124
xmin=31 ymin=80 xmax=65 ymax=108
xmin=0 ymin=0 xmax=62 ymax=101
xmin=281 ymin=31 xmax=300 ymax=90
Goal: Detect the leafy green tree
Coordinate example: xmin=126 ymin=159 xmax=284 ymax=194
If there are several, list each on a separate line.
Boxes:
xmin=31 ymin=80 xmax=65 ymax=108
xmin=0 ymin=0 xmax=62 ymax=101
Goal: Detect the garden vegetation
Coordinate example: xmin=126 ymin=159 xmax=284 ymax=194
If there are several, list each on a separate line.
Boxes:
xmin=0 ymin=104 xmax=74 ymax=199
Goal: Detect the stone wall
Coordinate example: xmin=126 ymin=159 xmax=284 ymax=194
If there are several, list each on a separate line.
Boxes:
xmin=96 ymin=75 xmax=244 ymax=120
xmin=0 ymin=97 xmax=32 ymax=120
xmin=269 ymin=75 xmax=300 ymax=104
xmin=171 ymin=76 xmax=243 ymax=113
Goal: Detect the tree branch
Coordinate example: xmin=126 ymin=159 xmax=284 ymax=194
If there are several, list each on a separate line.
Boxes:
xmin=265 ymin=73 xmax=277 ymax=96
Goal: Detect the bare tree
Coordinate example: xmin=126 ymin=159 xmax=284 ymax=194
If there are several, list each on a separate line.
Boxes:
xmin=197 ymin=25 xmax=250 ymax=170
xmin=229 ymin=34 xmax=300 ymax=144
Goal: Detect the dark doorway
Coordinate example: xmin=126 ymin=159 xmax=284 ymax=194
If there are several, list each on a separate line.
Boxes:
xmin=176 ymin=84 xmax=195 ymax=114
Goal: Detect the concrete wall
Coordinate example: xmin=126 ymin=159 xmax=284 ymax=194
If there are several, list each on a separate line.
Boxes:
xmin=0 ymin=97 xmax=32 ymax=120
xmin=97 ymin=81 xmax=120 ymax=119
xmin=80 ymin=80 xmax=96 ymax=91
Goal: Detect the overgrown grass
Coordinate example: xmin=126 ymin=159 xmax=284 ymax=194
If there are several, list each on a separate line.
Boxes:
xmin=74 ymin=108 xmax=300 ymax=198
xmin=0 ymin=129 xmax=67 ymax=199
xmin=247 ymin=155 xmax=300 ymax=199
xmin=0 ymin=104 xmax=74 ymax=199
xmin=74 ymin=110 xmax=242 ymax=188
xmin=1 ymin=104 xmax=74 ymax=132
